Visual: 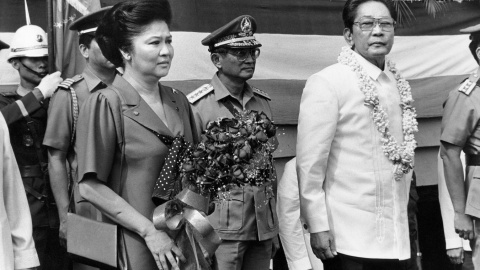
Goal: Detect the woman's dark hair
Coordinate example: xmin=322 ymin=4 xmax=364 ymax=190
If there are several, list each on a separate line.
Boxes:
xmin=95 ymin=0 xmax=172 ymax=67
xmin=469 ymin=33 xmax=480 ymax=64
xmin=342 ymin=0 xmax=397 ymax=31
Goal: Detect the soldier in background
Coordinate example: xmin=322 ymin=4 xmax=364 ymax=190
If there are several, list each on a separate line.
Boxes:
xmin=188 ymin=15 xmax=279 ymax=270
xmin=0 ymin=24 xmax=64 ymax=269
xmin=441 ymin=22 xmax=480 ymax=269
xmin=43 ymin=7 xmax=116 ymax=261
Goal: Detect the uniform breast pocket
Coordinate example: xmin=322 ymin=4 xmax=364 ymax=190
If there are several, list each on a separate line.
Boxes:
xmin=219 ymin=188 xmax=244 ymax=231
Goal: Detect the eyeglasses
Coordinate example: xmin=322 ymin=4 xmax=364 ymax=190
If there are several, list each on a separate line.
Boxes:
xmin=226 ymin=48 xmax=261 ymax=61
xmin=353 ymin=17 xmax=396 ymax=32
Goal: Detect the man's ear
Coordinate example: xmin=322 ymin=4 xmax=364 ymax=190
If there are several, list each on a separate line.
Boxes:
xmin=343 ymin=28 xmax=354 ymax=47
xmin=9 ymin=59 xmax=20 ymax=70
xmin=79 ymin=44 xmax=89 ymax=59
xmin=211 ymin=53 xmax=222 ymax=69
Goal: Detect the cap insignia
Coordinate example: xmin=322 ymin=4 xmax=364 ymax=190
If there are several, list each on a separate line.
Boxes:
xmin=36 ymin=35 xmax=43 ymax=43
xmin=240 ymin=17 xmax=253 ymax=37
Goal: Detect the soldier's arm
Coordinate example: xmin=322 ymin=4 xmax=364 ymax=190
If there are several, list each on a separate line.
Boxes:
xmin=440 ymin=142 xmax=465 ymax=213
xmin=47 ymin=148 xmax=69 ymax=246
xmin=440 ymin=142 xmax=474 ymax=240
xmin=0 ymin=91 xmax=43 ymax=125
xmin=0 ymin=72 xmax=62 ymax=125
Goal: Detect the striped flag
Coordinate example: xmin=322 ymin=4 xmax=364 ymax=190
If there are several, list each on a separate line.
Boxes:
xmin=53 ymin=0 xmax=101 ymax=78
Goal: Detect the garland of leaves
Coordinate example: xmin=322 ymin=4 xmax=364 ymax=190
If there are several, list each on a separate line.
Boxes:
xmin=338 ymin=46 xmax=418 ymax=180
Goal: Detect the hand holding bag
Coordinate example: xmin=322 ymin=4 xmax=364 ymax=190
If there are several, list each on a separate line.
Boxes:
xmin=67 ymin=212 xmax=118 ymax=269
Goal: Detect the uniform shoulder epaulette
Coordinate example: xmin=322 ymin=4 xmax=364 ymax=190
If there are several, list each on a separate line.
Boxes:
xmin=458 ymin=69 xmax=480 ymax=96
xmin=0 ymin=91 xmax=17 ymax=97
xmin=252 ymin=86 xmax=271 ymax=100
xmin=187 ymin=84 xmax=214 ymax=104
xmin=58 ymin=74 xmax=84 ymax=90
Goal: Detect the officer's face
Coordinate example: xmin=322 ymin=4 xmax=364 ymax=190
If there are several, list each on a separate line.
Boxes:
xmin=15 ymin=56 xmax=48 ymax=85
xmin=217 ymin=48 xmax=256 ymax=80
xmin=88 ymin=39 xmax=115 ymax=70
xmin=127 ymin=20 xmax=173 ymax=80
xmin=343 ymin=1 xmax=394 ymax=68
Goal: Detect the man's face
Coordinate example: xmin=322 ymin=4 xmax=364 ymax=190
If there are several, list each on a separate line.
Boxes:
xmin=15 ymin=56 xmax=48 ymax=85
xmin=88 ymin=38 xmax=116 ymax=70
xmin=217 ymin=48 xmax=257 ymax=81
xmin=346 ymin=1 xmax=394 ymax=67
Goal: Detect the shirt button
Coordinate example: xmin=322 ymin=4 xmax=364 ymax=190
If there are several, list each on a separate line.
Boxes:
xmin=133 ymin=111 xmax=139 ymax=116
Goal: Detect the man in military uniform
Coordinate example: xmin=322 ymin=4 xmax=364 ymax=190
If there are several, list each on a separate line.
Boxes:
xmin=0 ymin=24 xmax=64 ymax=269
xmin=187 ymin=15 xmax=279 ymax=270
xmin=441 ymin=22 xmax=480 ymax=269
xmin=43 ymin=6 xmax=116 ymax=258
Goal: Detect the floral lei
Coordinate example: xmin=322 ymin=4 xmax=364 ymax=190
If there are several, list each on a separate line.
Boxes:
xmin=337 ymin=46 xmax=418 ymax=180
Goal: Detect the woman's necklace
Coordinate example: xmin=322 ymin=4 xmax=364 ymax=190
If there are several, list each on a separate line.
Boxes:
xmin=338 ymin=46 xmax=418 ymax=180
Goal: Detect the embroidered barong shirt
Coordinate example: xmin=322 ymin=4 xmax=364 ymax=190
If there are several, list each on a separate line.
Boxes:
xmin=296 ymin=51 xmax=412 ymax=260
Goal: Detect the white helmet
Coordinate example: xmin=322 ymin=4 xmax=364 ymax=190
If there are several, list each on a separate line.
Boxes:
xmin=8 ymin=25 xmax=48 ymax=61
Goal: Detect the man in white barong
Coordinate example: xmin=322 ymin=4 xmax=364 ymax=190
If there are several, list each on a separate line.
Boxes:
xmin=296 ymin=0 xmax=418 ymax=269
xmin=0 ymin=110 xmax=39 ymax=270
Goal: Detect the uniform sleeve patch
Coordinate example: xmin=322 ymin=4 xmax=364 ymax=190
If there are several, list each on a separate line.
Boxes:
xmin=187 ymin=84 xmax=214 ymax=104
xmin=0 ymin=91 xmax=17 ymax=97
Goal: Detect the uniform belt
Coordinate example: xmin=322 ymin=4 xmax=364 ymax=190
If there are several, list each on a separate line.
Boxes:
xmin=19 ymin=164 xmax=43 ymax=178
xmin=466 ymin=154 xmax=480 ymax=166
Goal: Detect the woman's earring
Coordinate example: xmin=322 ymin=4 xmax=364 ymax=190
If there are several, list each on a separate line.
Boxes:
xmin=121 ymin=51 xmax=131 ymax=61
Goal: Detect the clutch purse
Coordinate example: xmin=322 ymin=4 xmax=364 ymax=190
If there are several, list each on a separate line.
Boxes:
xmin=67 ymin=213 xmax=118 ymax=269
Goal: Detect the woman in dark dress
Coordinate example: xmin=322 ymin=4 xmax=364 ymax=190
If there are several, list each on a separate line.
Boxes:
xmin=76 ymin=1 xmax=197 ymax=269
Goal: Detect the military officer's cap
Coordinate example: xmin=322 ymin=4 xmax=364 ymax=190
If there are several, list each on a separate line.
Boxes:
xmin=202 ymin=15 xmax=261 ymax=51
xmin=0 ymin=40 xmax=8 ymax=50
xmin=69 ymin=6 xmax=111 ymax=35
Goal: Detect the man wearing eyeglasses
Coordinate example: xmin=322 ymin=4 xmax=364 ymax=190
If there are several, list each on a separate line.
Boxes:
xmin=187 ymin=15 xmax=279 ymax=270
xmin=297 ymin=0 xmax=416 ymax=269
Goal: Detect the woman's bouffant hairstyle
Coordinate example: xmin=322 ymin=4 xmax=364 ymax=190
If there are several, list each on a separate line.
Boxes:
xmin=342 ymin=0 xmax=397 ymax=31
xmin=95 ymin=0 xmax=172 ymax=67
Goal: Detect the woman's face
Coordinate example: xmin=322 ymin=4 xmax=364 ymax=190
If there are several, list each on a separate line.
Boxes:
xmin=128 ymin=20 xmax=173 ymax=80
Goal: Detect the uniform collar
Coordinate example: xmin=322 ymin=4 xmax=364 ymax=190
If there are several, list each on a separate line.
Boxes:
xmin=82 ymin=65 xmax=105 ymax=92
xmin=211 ymin=73 xmax=254 ymax=102
xmin=352 ymin=50 xmax=383 ymax=81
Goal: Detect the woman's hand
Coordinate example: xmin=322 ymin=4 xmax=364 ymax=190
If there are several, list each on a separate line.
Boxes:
xmin=144 ymin=227 xmax=186 ymax=270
